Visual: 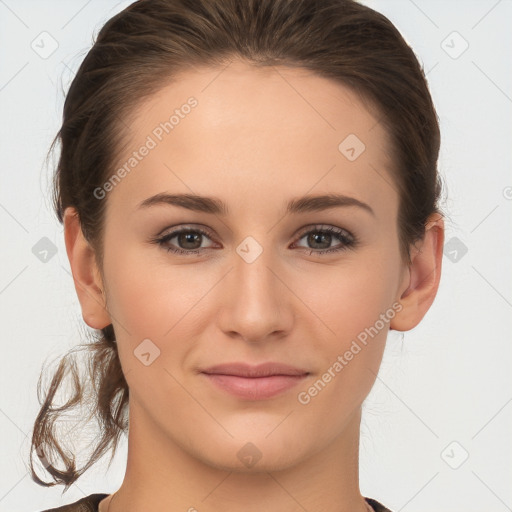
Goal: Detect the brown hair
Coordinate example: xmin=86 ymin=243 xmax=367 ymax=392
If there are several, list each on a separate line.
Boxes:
xmin=30 ymin=0 xmax=446 ymax=488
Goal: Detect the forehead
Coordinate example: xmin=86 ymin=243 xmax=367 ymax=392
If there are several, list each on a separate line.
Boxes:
xmin=107 ymin=59 xmax=397 ymax=221
xmin=127 ymin=59 xmax=386 ymax=145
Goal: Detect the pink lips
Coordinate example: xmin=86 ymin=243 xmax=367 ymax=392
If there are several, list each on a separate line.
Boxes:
xmin=200 ymin=362 xmax=309 ymax=400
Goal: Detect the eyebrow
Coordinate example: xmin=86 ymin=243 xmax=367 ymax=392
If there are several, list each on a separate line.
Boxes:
xmin=137 ymin=192 xmax=375 ymax=217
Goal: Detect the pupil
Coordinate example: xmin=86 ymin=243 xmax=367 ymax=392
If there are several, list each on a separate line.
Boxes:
xmin=309 ymin=232 xmax=331 ymax=249
xmin=179 ymin=232 xmax=201 ymax=249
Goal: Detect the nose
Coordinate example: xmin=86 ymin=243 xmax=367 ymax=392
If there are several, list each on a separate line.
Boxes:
xmin=217 ymin=245 xmax=294 ymax=344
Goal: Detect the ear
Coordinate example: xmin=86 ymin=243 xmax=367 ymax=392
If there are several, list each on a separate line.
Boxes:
xmin=390 ymin=213 xmax=445 ymax=331
xmin=63 ymin=207 xmax=111 ymax=330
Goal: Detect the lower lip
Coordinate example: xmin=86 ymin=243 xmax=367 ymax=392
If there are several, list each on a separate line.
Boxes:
xmin=202 ymin=373 xmax=308 ymax=400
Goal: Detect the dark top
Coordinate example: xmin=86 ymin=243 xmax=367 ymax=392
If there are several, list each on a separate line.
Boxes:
xmin=41 ymin=493 xmax=393 ymax=511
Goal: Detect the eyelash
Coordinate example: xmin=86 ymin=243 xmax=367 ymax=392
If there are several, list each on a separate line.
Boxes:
xmin=150 ymin=224 xmax=358 ymax=257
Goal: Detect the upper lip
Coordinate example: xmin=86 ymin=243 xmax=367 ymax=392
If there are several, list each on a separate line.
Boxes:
xmin=200 ymin=362 xmax=309 ymax=378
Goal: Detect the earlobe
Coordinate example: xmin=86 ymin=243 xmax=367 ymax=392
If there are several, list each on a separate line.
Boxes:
xmin=63 ymin=207 xmax=111 ymax=330
xmin=390 ymin=213 xmax=445 ymax=332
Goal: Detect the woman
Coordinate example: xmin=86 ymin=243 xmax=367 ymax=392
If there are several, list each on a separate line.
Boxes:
xmin=31 ymin=0 xmax=445 ymax=510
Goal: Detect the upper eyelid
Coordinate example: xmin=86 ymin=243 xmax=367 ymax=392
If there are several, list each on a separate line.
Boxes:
xmin=159 ymin=224 xmax=354 ymax=244
xmin=159 ymin=223 xmax=212 ymax=235
xmin=160 ymin=225 xmax=215 ymax=240
xmin=295 ymin=224 xmax=352 ymax=237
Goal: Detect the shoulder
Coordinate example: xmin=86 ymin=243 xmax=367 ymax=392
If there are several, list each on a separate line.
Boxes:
xmin=365 ymin=496 xmax=394 ymax=512
xmin=39 ymin=494 xmax=108 ymax=512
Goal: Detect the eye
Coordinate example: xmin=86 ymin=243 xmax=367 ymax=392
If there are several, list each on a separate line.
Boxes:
xmin=149 ymin=224 xmax=358 ymax=257
xmin=151 ymin=226 xmax=217 ymax=256
xmin=292 ymin=225 xmax=357 ymax=255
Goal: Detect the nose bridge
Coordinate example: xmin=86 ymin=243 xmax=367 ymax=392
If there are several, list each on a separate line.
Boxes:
xmin=218 ymin=239 xmax=291 ymax=342
xmin=235 ymin=243 xmax=275 ymax=296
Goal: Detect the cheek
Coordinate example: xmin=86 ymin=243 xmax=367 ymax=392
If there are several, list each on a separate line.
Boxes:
xmin=103 ymin=246 xmax=207 ymax=335
xmin=101 ymin=248 xmax=220 ymax=383
xmin=300 ymin=257 xmax=396 ymax=340
xmin=100 ymin=252 xmax=174 ymax=366
xmin=293 ymin=267 xmax=394 ymax=419
xmin=295 ymin=248 xmax=399 ymax=396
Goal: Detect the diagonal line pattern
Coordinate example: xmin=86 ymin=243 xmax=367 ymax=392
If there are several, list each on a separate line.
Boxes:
xmin=470 ymin=205 xmax=499 ymax=233
xmin=471 ymin=265 xmax=512 ymax=308
xmin=397 ymin=472 xmax=439 ymax=511
xmin=61 ymin=61 xmax=76 ymax=77
xmin=72 ymin=481 xmax=88 ymax=498
xmin=471 ymin=470 xmax=512 ymax=511
xmin=471 ymin=0 xmax=503 ymax=30
xmin=0 ymin=0 xmax=29 ymax=28
xmin=200 ymin=59 xmax=234 ymax=93
xmin=0 ymin=408 xmax=28 ymax=438
xmin=61 ymin=0 xmax=93 ymax=30
xmin=368 ymin=162 xmax=399 ymax=197
xmin=471 ymin=397 xmax=512 ymax=439
xmin=472 ymin=61 xmax=512 ymax=105
xmin=0 ymin=265 xmax=28 ymax=295
xmin=407 ymin=0 xmax=439 ymax=29
xmin=265 ymin=410 xmax=294 ymax=438
xmin=265 ymin=472 xmax=309 ymax=511
xmin=201 ymin=471 xmax=233 ymax=502
xmin=0 ymin=62 xmax=29 ymax=92
xmin=0 ymin=203 xmax=29 ymax=233
xmin=425 ymin=61 xmax=439 ymax=77
xmin=370 ymin=370 xmax=439 ymax=438
xmin=0 ymin=472 xmax=27 ymax=504
xmin=271 ymin=66 xmax=336 ymax=130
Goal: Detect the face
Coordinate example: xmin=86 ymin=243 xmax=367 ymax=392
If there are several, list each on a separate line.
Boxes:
xmin=96 ymin=59 xmax=409 ymax=471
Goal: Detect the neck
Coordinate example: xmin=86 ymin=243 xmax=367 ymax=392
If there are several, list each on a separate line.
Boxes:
xmin=111 ymin=402 xmax=369 ymax=512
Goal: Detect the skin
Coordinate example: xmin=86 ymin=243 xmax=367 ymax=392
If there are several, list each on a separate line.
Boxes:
xmin=64 ymin=59 xmax=444 ymax=512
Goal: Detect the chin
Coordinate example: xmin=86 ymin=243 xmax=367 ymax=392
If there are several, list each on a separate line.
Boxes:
xmin=188 ymin=430 xmax=312 ymax=474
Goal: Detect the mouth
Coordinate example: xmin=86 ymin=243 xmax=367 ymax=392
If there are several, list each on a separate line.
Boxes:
xmin=200 ymin=362 xmax=310 ymax=400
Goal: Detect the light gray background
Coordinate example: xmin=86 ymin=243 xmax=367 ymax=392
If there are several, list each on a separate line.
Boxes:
xmin=1 ymin=1 xmax=511 ymax=511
